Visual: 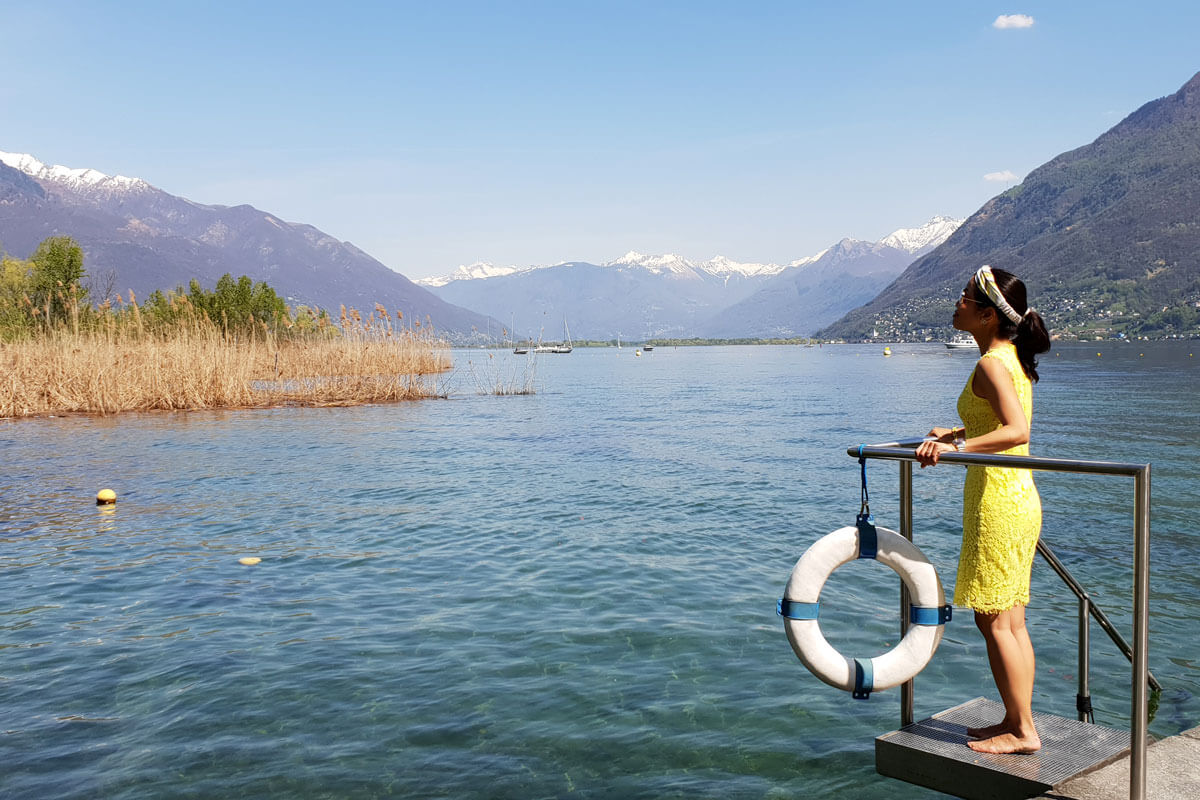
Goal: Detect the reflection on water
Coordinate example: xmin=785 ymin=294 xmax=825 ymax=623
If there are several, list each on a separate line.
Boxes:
xmin=1 ymin=342 xmax=1197 ymax=799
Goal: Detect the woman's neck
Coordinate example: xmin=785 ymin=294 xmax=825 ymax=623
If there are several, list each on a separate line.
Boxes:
xmin=973 ymin=330 xmax=1011 ymax=355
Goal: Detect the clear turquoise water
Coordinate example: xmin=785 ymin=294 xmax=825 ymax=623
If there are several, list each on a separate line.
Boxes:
xmin=2 ymin=342 xmax=1198 ymax=798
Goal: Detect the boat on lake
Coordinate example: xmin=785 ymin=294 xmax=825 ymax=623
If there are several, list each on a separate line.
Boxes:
xmin=945 ymin=335 xmax=976 ymax=350
xmin=533 ymin=319 xmax=573 ymax=354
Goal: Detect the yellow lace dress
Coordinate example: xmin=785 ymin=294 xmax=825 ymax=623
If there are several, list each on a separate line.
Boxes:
xmin=954 ymin=344 xmax=1042 ymax=613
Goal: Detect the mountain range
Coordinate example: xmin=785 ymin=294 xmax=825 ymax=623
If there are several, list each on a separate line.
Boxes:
xmin=17 ymin=67 xmax=1196 ymax=346
xmin=820 ymin=70 xmax=1200 ymax=341
xmin=419 ymin=217 xmax=960 ymax=340
xmin=0 ymin=148 xmax=961 ymax=343
xmin=0 ymin=148 xmax=962 ymax=343
xmin=0 ymin=152 xmax=497 ymax=340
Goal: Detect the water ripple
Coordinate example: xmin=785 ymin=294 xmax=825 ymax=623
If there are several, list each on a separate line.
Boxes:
xmin=1 ymin=343 xmax=1197 ymax=798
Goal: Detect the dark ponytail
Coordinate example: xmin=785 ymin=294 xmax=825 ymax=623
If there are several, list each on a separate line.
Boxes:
xmin=985 ymin=268 xmax=1051 ymax=382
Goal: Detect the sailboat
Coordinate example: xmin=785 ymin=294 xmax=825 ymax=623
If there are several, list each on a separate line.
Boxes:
xmin=533 ymin=318 xmax=573 ymax=354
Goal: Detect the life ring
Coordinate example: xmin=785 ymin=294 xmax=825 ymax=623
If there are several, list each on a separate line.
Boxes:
xmin=778 ymin=521 xmax=950 ymax=698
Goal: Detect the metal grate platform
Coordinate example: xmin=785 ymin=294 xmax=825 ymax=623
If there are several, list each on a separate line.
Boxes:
xmin=876 ymin=697 xmax=1131 ymax=799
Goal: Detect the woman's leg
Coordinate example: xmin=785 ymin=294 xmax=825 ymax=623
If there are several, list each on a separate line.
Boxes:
xmin=968 ymin=605 xmax=1041 ymax=753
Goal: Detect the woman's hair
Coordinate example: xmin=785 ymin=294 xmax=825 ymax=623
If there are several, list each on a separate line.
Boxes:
xmin=975 ymin=267 xmax=1051 ymax=382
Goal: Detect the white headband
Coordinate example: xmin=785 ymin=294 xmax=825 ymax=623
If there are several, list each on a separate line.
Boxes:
xmin=974 ymin=265 xmax=1024 ymax=325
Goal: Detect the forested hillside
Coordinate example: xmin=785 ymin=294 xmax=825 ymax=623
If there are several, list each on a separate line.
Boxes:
xmin=821 ymin=71 xmax=1200 ymax=341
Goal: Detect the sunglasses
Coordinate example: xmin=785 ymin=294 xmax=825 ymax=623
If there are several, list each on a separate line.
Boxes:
xmin=959 ymin=291 xmax=986 ymax=306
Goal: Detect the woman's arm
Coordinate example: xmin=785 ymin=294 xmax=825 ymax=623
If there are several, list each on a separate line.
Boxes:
xmin=966 ymin=356 xmax=1029 ymax=453
xmin=915 ymin=356 xmax=1027 ymax=468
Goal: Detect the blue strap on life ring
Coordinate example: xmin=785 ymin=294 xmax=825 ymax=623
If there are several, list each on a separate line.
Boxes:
xmin=910 ymin=605 xmax=953 ymax=625
xmin=856 ymin=448 xmax=877 ymax=559
xmin=776 ymin=599 xmax=819 ymax=620
xmin=852 ymin=657 xmax=873 ymax=699
xmin=855 ymin=513 xmax=877 ymax=559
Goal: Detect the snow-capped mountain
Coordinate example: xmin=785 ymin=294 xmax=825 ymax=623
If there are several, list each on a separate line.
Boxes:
xmin=0 ymin=151 xmax=150 ymax=197
xmin=419 ymin=251 xmax=784 ymax=289
xmin=424 ymin=217 xmax=962 ymax=339
xmin=608 ymin=251 xmax=783 ymax=279
xmin=0 ymin=150 xmax=497 ymax=339
xmin=700 ymin=234 xmax=948 ymax=338
xmin=417 ymin=261 xmax=530 ymax=288
xmin=879 ymin=215 xmax=963 ymax=253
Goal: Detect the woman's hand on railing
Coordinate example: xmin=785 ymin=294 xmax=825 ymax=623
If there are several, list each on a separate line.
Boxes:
xmin=915 ymin=436 xmax=955 ymax=468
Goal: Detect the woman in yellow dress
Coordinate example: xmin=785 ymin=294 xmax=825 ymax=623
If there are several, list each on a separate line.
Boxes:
xmin=916 ymin=266 xmax=1050 ymax=754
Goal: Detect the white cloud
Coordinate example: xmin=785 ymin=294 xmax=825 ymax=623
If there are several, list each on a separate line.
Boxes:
xmin=984 ymin=170 xmax=1019 ymax=182
xmin=993 ymin=14 xmax=1035 ymax=29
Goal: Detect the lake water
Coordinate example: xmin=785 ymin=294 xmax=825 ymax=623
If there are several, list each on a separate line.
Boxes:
xmin=2 ymin=342 xmax=1198 ymax=799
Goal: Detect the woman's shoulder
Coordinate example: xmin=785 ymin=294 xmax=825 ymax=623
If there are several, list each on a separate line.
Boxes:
xmin=979 ymin=343 xmax=1030 ymax=390
xmin=980 ymin=343 xmax=1019 ymax=365
xmin=976 ymin=345 xmax=1018 ymax=382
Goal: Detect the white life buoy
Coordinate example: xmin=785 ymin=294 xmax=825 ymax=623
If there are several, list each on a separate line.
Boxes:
xmin=779 ymin=521 xmax=950 ymax=698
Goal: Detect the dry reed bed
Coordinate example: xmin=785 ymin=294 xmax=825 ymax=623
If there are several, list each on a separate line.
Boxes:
xmin=1 ymin=323 xmax=452 ymax=418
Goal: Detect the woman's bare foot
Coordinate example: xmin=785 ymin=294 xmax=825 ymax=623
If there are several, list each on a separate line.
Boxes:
xmin=966 ymin=731 xmax=1042 ymax=754
xmin=967 ymin=721 xmax=1009 ymax=739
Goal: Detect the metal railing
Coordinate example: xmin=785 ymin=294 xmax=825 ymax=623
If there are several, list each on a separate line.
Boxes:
xmin=848 ymin=440 xmax=1151 ymax=800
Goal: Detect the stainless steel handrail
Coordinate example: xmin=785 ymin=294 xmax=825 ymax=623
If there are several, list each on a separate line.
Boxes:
xmin=1035 ymin=538 xmax=1162 ymax=695
xmin=848 ymin=441 xmax=1151 ymax=800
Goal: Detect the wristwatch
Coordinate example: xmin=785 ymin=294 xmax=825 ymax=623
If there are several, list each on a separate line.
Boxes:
xmin=954 ymin=430 xmax=966 ymax=451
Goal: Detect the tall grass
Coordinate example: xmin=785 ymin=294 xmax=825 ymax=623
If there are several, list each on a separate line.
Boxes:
xmin=458 ymin=350 xmax=539 ymax=396
xmin=1 ymin=297 xmax=451 ymax=418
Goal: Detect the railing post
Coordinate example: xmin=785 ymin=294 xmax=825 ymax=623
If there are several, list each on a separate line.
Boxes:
xmin=1078 ymin=595 xmax=1091 ymax=722
xmin=900 ymin=459 xmax=914 ymax=727
xmin=1130 ymin=466 xmax=1151 ymax=800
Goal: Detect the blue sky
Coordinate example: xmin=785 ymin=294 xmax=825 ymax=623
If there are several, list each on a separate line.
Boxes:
xmin=4 ymin=1 xmax=1199 ymax=279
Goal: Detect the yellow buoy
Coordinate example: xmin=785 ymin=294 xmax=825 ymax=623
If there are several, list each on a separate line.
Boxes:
xmin=238 ymin=557 xmax=262 ymax=566
xmin=96 ymin=489 xmax=117 ymax=505
xmin=883 ymin=347 xmax=892 ymax=356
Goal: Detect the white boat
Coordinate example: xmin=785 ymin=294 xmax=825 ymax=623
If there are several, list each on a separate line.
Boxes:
xmin=533 ymin=319 xmax=573 ymax=354
xmin=945 ymin=336 xmax=976 ymax=350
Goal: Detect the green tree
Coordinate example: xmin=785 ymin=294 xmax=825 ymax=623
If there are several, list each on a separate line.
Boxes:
xmin=248 ymin=280 xmax=288 ymax=327
xmin=187 ymin=279 xmax=211 ymax=318
xmin=0 ymin=253 xmax=36 ymax=339
xmin=30 ymin=236 xmax=87 ymax=323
